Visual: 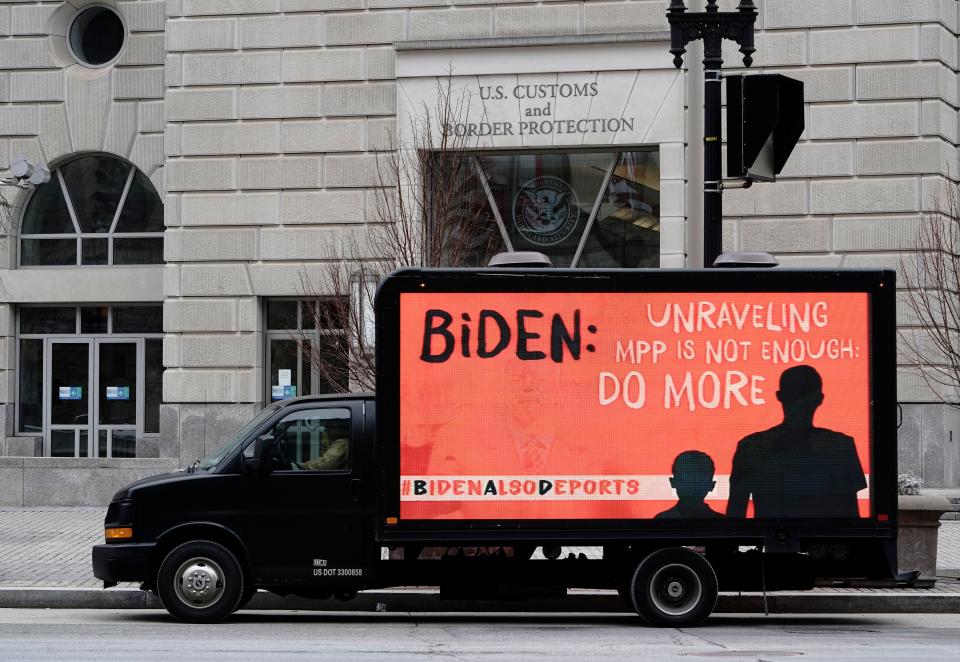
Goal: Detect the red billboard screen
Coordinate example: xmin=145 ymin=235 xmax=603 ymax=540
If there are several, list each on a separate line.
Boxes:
xmin=399 ymin=291 xmax=872 ymax=521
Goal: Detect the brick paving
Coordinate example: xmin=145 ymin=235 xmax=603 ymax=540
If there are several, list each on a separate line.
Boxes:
xmin=0 ymin=508 xmax=958 ymax=591
xmin=0 ymin=508 xmax=108 ymax=588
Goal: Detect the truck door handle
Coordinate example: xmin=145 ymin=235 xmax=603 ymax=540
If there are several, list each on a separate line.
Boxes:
xmin=351 ymin=479 xmax=362 ymax=502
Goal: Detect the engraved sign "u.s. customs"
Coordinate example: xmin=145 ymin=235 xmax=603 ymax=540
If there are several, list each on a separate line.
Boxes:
xmin=398 ymin=64 xmax=684 ymax=150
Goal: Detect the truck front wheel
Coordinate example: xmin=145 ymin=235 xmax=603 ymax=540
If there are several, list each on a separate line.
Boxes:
xmin=157 ymin=540 xmax=245 ymax=623
xmin=629 ymin=547 xmax=717 ymax=627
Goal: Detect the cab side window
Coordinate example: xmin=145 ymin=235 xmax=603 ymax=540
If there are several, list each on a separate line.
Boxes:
xmin=269 ymin=408 xmax=351 ymax=472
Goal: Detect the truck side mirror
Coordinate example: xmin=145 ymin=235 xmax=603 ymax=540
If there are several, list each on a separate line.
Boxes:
xmin=244 ymin=434 xmax=275 ymax=477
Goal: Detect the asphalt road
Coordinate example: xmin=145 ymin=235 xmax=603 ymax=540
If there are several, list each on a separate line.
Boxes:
xmin=0 ymin=609 xmax=958 ymax=661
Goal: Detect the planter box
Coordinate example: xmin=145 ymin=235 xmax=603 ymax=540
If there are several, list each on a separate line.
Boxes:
xmin=898 ymin=495 xmax=954 ymax=587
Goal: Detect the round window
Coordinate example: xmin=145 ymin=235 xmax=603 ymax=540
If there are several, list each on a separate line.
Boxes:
xmin=68 ymin=6 xmax=126 ymax=67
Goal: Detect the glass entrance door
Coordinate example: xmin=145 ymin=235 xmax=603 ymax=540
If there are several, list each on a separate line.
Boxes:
xmin=47 ymin=340 xmax=92 ymax=457
xmin=267 ymin=337 xmax=310 ymax=402
xmin=96 ymin=340 xmax=139 ymax=458
xmin=44 ymin=338 xmax=143 ymax=457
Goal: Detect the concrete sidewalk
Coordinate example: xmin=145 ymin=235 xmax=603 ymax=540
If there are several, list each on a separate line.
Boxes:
xmin=1 ymin=507 xmax=959 ymax=613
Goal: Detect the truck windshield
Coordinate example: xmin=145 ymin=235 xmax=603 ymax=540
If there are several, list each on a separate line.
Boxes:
xmin=196 ymin=405 xmax=279 ymax=471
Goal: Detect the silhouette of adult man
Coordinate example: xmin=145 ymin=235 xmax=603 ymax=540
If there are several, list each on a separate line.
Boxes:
xmin=726 ymin=365 xmax=866 ymax=519
xmin=655 ymin=451 xmax=723 ymax=519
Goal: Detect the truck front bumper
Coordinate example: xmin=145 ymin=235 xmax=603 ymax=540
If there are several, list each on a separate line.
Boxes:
xmin=92 ymin=542 xmax=156 ymax=585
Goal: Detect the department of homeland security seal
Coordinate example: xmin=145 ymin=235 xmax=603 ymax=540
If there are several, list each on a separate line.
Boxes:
xmin=512 ymin=176 xmax=580 ymax=246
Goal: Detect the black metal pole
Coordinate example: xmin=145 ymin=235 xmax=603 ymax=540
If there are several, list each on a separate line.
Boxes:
xmin=667 ymin=1 xmax=756 ymax=267
xmin=702 ymin=19 xmax=723 ymax=268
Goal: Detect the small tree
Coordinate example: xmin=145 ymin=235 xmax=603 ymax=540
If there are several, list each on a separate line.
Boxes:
xmin=299 ymin=77 xmax=501 ymax=392
xmin=0 ymin=187 xmax=15 ymax=280
xmin=900 ymin=183 xmax=960 ymax=405
xmin=0 ymin=187 xmax=12 ymax=232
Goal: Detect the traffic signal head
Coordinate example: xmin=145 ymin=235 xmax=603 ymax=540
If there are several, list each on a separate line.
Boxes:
xmin=727 ymin=74 xmax=804 ymax=182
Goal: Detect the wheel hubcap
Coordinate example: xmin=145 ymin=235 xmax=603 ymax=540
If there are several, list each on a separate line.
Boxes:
xmin=174 ymin=557 xmax=225 ymax=609
xmin=649 ymin=563 xmax=702 ymax=617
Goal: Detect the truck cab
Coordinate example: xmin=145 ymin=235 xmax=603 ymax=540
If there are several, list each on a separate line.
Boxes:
xmin=93 ymin=394 xmax=378 ymax=623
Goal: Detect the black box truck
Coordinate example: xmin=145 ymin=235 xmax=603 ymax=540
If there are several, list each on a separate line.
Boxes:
xmin=93 ymin=267 xmax=899 ymax=625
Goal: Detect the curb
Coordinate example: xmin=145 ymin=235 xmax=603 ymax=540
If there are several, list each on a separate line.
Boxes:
xmin=2 ymin=587 xmax=959 ymax=614
xmin=0 ymin=587 xmax=160 ymax=610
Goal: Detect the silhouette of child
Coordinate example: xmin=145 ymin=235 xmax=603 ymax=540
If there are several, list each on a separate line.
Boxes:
xmin=654 ymin=451 xmax=723 ymax=519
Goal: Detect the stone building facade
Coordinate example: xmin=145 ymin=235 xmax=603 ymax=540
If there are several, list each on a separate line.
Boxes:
xmin=0 ymin=0 xmax=958 ymax=505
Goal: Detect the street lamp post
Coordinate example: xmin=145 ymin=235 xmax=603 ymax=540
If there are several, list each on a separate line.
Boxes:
xmin=667 ymin=0 xmax=757 ymax=267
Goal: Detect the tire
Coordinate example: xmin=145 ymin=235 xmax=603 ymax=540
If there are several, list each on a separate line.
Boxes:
xmin=629 ymin=547 xmax=718 ymax=628
xmin=157 ymin=540 xmax=245 ymax=624
xmin=617 ymin=582 xmax=649 ymax=624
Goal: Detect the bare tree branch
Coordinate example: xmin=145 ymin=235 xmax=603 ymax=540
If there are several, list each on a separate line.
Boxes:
xmin=900 ymin=182 xmax=960 ymax=405
xmin=0 ymin=187 xmax=12 ymax=234
xmin=296 ymin=75 xmax=501 ymax=393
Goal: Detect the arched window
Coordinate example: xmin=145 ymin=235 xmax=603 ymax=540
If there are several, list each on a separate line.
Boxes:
xmin=20 ymin=154 xmax=164 ymax=267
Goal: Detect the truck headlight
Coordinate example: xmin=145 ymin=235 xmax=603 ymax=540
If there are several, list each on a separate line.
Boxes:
xmin=104 ymin=499 xmax=134 ymax=541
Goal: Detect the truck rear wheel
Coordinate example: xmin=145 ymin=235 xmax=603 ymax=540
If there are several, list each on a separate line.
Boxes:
xmin=157 ymin=540 xmax=244 ymax=623
xmin=629 ymin=547 xmax=717 ymax=627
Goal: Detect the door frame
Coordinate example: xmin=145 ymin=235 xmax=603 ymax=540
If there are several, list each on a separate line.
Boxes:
xmin=94 ymin=338 xmax=144 ymax=458
xmin=265 ymin=332 xmax=314 ymax=403
xmin=44 ymin=338 xmax=93 ymax=457
xmin=43 ymin=337 xmax=145 ymax=457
